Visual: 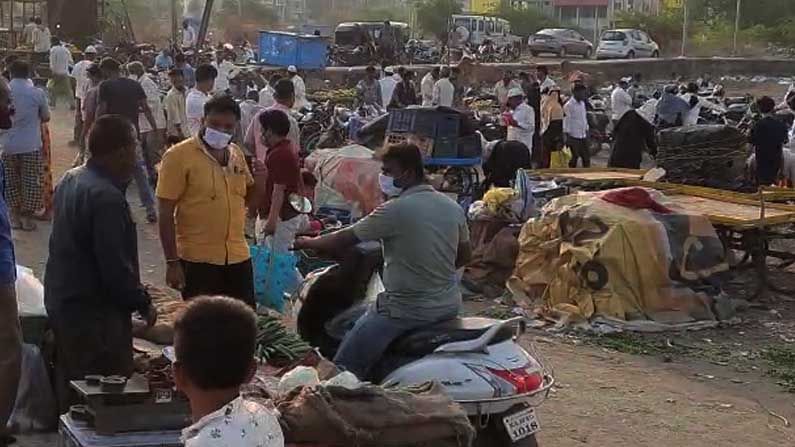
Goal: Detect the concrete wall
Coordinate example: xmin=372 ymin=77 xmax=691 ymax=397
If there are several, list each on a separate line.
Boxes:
xmin=295 ymin=57 xmax=795 ymax=90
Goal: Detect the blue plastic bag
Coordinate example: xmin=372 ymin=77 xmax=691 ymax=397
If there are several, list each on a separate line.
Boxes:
xmin=250 ymin=244 xmax=300 ymax=312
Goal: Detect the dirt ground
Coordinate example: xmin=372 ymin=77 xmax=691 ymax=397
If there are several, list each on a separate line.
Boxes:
xmin=15 ymin=84 xmax=795 ymax=445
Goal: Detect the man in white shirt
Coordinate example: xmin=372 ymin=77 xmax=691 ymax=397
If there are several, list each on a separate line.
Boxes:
xmin=213 ymin=49 xmax=240 ymax=94
xmin=48 ymin=37 xmax=74 ymax=109
xmin=31 ymin=18 xmax=51 ymax=61
xmin=536 ymin=65 xmax=557 ymax=94
xmin=70 ymin=45 xmax=98 ymax=147
xmin=680 ymin=82 xmax=725 ymax=126
xmin=420 ymin=67 xmax=439 ymax=106
xmin=610 ymin=77 xmax=633 ymax=126
xmin=182 ymin=21 xmax=197 ymax=49
xmin=22 ymin=17 xmax=36 ymax=45
xmin=258 ymin=74 xmax=280 ymax=108
xmin=186 ymin=64 xmax=218 ymax=138
xmin=504 ymin=88 xmax=535 ymax=158
xmin=379 ymin=67 xmax=399 ymax=108
xmin=494 ymin=71 xmax=521 ymax=111
xmin=287 ymin=65 xmax=308 ymax=111
xmin=432 ymin=67 xmax=454 ymax=108
xmin=128 ymin=61 xmax=167 ymax=184
xmin=164 ymin=68 xmax=188 ymax=143
xmin=563 ymin=84 xmax=590 ymax=167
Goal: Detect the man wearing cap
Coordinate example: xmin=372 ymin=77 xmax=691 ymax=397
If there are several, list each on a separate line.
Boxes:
xmin=287 ymin=66 xmax=308 ymax=111
xmin=494 ymin=71 xmax=521 ymax=111
xmin=379 ymin=66 xmax=399 ymax=107
xmin=611 ymin=77 xmax=633 ymax=127
xmin=71 ymin=45 xmax=98 ymax=148
xmin=504 ymin=88 xmax=535 ymax=159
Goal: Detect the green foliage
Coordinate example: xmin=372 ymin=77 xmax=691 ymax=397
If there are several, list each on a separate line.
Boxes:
xmin=416 ymin=0 xmax=461 ymax=41
xmin=351 ymin=7 xmax=409 ymax=23
xmin=492 ymin=4 xmax=557 ymax=37
xmin=616 ymin=9 xmax=683 ymax=48
xmin=220 ymin=0 xmax=278 ymax=24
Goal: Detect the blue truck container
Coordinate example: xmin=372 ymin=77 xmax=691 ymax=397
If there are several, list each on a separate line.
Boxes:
xmin=257 ymin=31 xmax=329 ymax=70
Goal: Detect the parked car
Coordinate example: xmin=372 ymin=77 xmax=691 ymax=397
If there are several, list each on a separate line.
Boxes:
xmin=528 ymin=28 xmax=593 ymax=58
xmin=596 ymin=29 xmax=660 ymax=60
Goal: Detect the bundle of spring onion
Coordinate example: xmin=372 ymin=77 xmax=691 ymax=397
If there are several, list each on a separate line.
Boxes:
xmin=255 ymin=314 xmax=313 ymax=365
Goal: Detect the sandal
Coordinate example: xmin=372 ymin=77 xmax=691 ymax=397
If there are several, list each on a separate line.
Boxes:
xmin=9 ymin=214 xmax=22 ymax=230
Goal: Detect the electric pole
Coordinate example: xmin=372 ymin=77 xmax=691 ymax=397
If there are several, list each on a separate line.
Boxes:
xmin=680 ymin=0 xmax=688 ymax=57
xmin=732 ymin=0 xmax=742 ymax=56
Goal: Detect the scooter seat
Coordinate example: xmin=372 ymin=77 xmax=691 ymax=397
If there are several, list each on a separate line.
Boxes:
xmin=388 ymin=317 xmax=514 ymax=357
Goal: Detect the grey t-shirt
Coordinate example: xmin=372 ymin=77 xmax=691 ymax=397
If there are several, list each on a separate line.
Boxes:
xmin=352 ymin=185 xmax=470 ymax=322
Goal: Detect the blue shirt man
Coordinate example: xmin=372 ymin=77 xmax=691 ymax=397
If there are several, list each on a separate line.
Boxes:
xmin=154 ymin=51 xmax=174 ymax=71
xmin=0 ymin=78 xmax=49 ymax=155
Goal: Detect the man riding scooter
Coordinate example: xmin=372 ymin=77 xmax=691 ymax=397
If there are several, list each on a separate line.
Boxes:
xmin=293 ymin=143 xmax=472 ymax=379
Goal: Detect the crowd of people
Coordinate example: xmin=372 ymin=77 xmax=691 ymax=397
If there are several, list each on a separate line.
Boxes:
xmin=3 ymin=27 xmax=795 ymax=446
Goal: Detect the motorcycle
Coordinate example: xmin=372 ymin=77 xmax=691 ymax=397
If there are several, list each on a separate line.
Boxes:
xmin=293 ymin=243 xmax=554 ymax=446
xmin=405 ymin=39 xmax=441 ymax=65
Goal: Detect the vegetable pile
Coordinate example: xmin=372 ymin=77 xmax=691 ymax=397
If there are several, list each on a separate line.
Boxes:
xmin=308 ymin=88 xmax=358 ymax=104
xmin=256 ymin=314 xmax=313 ymax=365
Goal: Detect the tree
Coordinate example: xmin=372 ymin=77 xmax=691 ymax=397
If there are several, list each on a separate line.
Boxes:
xmin=416 ymin=0 xmax=461 ymax=41
xmin=493 ymin=3 xmax=556 ymax=37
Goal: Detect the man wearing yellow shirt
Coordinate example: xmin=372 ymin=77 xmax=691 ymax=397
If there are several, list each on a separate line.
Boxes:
xmin=156 ymin=96 xmax=258 ymax=306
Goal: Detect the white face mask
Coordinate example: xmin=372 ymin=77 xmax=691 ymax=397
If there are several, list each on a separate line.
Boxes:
xmin=203 ymin=127 xmax=232 ymax=150
xmin=378 ymin=173 xmax=403 ymax=197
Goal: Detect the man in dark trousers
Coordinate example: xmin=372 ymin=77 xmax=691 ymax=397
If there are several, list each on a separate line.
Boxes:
xmin=608 ymin=110 xmax=657 ymax=169
xmin=45 ymin=115 xmax=157 ymax=412
xmin=750 ymin=96 xmax=790 ymax=186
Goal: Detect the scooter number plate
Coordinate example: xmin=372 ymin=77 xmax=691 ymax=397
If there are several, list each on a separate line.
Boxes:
xmin=502 ymin=407 xmax=540 ymax=442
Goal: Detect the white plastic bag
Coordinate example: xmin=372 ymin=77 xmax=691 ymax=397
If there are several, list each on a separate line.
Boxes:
xmin=15 ymin=266 xmax=45 ymax=317
xmin=278 ymin=366 xmax=320 ymax=396
xmin=322 ymin=371 xmax=362 ymax=389
xmin=8 ymin=344 xmax=57 ymax=432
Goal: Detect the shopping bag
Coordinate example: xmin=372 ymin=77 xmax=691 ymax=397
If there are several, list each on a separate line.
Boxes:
xmin=250 ymin=244 xmax=300 ymax=312
xmin=549 ymin=146 xmax=572 ymax=168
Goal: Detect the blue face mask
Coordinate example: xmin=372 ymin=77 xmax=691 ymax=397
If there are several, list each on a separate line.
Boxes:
xmin=378 ymin=173 xmax=403 ymax=197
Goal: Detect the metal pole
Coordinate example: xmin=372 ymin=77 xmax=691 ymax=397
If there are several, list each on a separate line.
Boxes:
xmin=680 ymin=0 xmax=688 ymax=57
xmin=732 ymin=0 xmax=742 ymax=56
xmin=171 ymin=0 xmax=178 ymax=47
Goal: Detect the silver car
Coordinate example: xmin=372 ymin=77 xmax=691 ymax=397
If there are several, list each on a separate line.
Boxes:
xmin=596 ymin=29 xmax=660 ymax=60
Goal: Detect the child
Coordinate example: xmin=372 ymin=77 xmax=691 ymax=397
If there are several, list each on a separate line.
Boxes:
xmin=174 ymin=296 xmax=284 ymax=447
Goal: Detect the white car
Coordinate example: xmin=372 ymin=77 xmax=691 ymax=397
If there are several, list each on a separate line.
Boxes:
xmin=596 ymin=29 xmax=660 ymax=60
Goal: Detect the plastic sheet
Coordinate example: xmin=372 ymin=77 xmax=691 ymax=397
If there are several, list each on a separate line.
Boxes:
xmin=15 ymin=265 xmax=45 ymax=317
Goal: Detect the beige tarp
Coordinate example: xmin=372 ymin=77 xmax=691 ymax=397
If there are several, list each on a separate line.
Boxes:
xmin=510 ymin=188 xmax=729 ymax=325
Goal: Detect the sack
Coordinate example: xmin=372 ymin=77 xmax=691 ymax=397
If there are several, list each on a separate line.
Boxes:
xmin=9 ymin=344 xmax=58 ymax=432
xmin=251 ymin=245 xmax=300 ymax=312
xmin=550 ymin=146 xmax=572 ymax=168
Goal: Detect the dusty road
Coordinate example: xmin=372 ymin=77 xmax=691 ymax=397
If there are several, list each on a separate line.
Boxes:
xmin=16 ymin=96 xmax=795 ymax=445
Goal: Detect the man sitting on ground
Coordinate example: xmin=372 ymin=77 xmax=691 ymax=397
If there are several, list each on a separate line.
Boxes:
xmin=174 ymin=296 xmax=284 ymax=447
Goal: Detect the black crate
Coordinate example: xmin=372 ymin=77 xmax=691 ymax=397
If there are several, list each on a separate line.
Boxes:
xmin=457 ymin=134 xmax=483 ymax=159
xmin=387 ymin=109 xmax=460 ymax=138
xmin=432 ymin=135 xmax=459 ymax=159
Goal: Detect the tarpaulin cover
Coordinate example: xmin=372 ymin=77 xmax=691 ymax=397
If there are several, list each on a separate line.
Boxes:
xmin=511 ymin=187 xmax=729 ymax=325
xmin=304 ymin=145 xmax=383 ymax=220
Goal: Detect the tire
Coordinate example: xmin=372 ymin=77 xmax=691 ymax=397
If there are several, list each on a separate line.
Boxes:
xmin=627 ymin=50 xmax=636 ymax=59
xmin=584 ymin=48 xmax=592 ymax=59
xmin=652 ymin=50 xmax=660 ymax=58
xmin=558 ymin=46 xmax=567 ymax=58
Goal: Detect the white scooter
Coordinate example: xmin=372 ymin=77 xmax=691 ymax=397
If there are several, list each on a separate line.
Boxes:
xmin=293 ymin=242 xmax=554 ymax=446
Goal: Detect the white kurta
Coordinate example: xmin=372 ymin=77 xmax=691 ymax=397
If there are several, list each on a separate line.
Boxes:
xmin=507 ymin=102 xmax=535 ymax=156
